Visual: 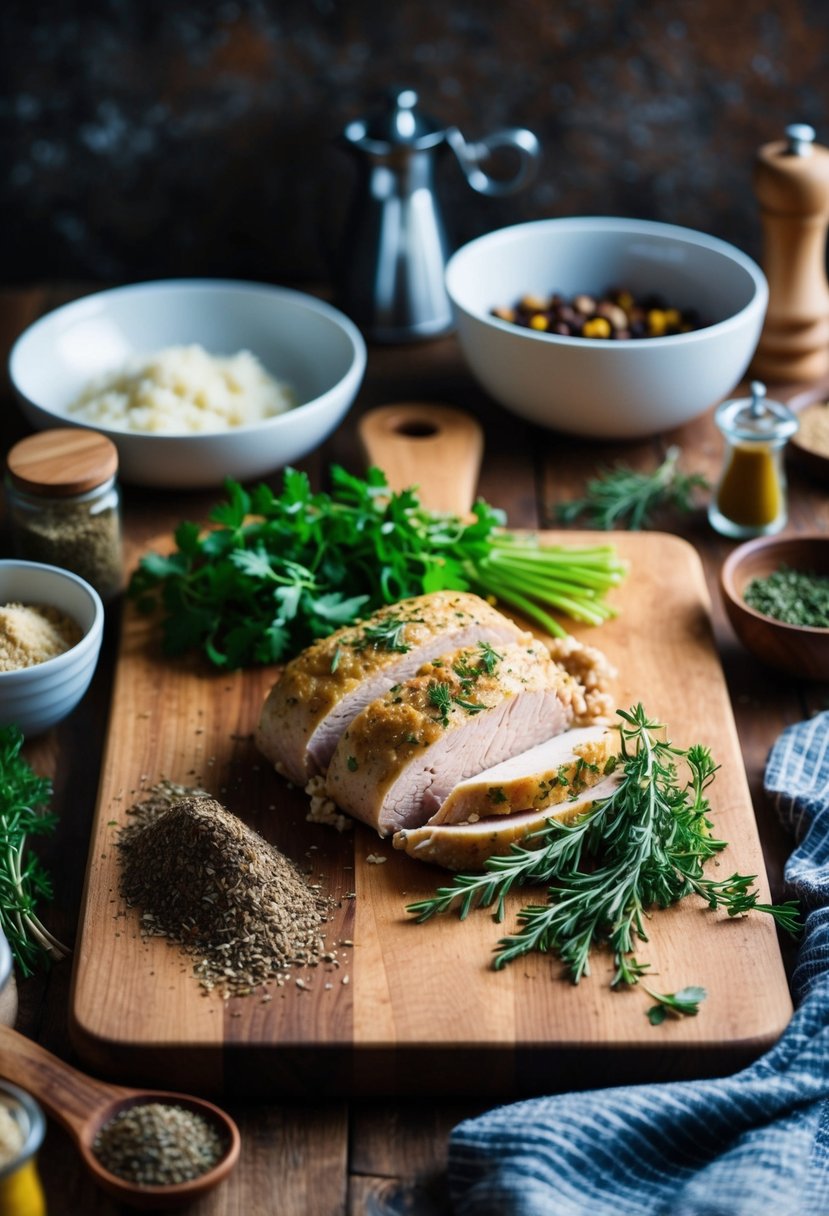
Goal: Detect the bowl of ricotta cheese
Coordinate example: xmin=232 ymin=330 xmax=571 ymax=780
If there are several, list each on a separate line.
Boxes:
xmin=9 ymin=280 xmax=367 ymax=489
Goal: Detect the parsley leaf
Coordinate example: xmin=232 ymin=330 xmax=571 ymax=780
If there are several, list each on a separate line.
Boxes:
xmin=645 ymin=985 xmax=707 ymax=1024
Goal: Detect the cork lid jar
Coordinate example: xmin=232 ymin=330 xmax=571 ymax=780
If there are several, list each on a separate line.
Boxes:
xmin=6 ymin=429 xmax=118 ymax=497
xmin=5 ymin=429 xmax=123 ymax=602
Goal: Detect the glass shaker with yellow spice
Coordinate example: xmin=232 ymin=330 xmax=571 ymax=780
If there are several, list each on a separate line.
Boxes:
xmin=708 ymin=381 xmax=798 ymax=539
xmin=0 ymin=1083 xmax=46 ymax=1216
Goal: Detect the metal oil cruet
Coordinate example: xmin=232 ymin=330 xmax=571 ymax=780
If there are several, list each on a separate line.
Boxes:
xmin=336 ymin=87 xmax=540 ymax=343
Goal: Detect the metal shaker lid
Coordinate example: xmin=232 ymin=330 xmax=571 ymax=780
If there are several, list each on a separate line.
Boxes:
xmin=342 ymin=88 xmax=446 ymax=151
xmin=714 ymin=380 xmax=799 ymax=443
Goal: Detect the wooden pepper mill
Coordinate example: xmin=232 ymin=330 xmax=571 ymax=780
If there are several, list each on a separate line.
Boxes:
xmin=752 ymin=123 xmax=829 ymax=382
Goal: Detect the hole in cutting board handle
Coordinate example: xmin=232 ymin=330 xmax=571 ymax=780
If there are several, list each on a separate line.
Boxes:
xmin=393 ymin=420 xmax=440 ymax=439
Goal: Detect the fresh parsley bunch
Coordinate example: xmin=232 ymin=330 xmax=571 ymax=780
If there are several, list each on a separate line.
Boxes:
xmin=130 ymin=466 xmax=626 ymax=669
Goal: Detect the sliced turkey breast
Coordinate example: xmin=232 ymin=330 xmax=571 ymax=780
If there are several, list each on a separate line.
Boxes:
xmin=394 ymin=772 xmax=623 ymax=870
xmin=256 ymin=591 xmax=530 ymax=786
xmin=426 ymin=723 xmax=621 ymax=825
xmin=324 ymin=640 xmax=579 ymax=836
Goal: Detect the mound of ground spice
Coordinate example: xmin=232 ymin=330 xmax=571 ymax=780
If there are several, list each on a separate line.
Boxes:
xmin=117 ymin=788 xmax=332 ymax=997
xmin=0 ymin=601 xmax=82 ymax=671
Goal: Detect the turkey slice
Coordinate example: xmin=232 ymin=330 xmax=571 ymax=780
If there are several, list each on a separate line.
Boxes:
xmin=427 ymin=723 xmax=620 ymax=825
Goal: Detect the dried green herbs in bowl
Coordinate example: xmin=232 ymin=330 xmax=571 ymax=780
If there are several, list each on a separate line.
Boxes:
xmin=720 ymin=534 xmax=829 ymax=681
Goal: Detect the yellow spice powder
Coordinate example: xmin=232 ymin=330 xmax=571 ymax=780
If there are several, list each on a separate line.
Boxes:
xmin=0 ymin=602 xmax=82 ymax=672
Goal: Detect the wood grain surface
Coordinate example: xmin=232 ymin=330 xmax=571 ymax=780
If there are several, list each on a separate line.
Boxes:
xmin=69 ymin=530 xmax=792 ymax=1099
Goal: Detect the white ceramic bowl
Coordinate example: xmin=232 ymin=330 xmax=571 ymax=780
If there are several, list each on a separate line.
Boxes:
xmin=0 ymin=560 xmax=104 ymax=736
xmin=445 ymin=217 xmax=768 ymax=439
xmin=9 ymin=280 xmax=367 ymax=488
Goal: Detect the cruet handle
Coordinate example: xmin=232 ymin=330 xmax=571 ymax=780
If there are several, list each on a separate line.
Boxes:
xmin=446 ymin=125 xmax=540 ymax=196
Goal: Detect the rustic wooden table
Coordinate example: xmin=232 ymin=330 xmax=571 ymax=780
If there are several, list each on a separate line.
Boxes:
xmin=2 ymin=285 xmax=827 ymax=1215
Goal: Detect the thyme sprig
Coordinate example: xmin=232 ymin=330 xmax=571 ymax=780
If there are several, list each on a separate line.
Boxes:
xmin=556 ymin=446 xmax=708 ymax=530
xmin=0 ymin=725 xmax=69 ymax=976
xmin=407 ymin=704 xmax=800 ymax=988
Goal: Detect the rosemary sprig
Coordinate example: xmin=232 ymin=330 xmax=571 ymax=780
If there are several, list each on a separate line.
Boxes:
xmin=555 ymin=446 xmax=708 ymax=530
xmin=0 ymin=725 xmax=69 ymax=976
xmin=407 ymin=704 xmax=800 ymax=989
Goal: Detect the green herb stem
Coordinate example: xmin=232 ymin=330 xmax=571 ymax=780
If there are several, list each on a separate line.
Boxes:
xmin=556 ymin=446 xmax=709 ymax=531
xmin=0 ymin=726 xmax=69 ymax=976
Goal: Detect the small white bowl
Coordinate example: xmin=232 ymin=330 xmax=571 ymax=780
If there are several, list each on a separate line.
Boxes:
xmin=445 ymin=217 xmax=768 ymax=439
xmin=9 ymin=280 xmax=367 ymax=489
xmin=0 ymin=560 xmax=104 ymax=736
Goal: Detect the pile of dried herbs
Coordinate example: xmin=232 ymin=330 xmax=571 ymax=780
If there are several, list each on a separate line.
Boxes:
xmin=743 ymin=565 xmax=829 ymax=628
xmin=118 ymin=786 xmax=332 ymax=997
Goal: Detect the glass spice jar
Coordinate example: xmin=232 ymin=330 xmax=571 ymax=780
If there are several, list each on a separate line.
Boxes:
xmin=708 ymin=381 xmax=799 ymax=539
xmin=5 ymin=429 xmax=123 ymax=602
xmin=0 ymin=1082 xmax=46 ymax=1216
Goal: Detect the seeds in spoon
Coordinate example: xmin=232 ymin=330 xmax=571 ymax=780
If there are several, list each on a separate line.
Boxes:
xmin=92 ymin=1101 xmax=225 ymax=1186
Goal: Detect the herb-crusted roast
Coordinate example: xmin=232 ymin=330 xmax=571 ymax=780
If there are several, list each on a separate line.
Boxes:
xmin=324 ymin=641 xmax=580 ymax=836
xmin=255 ymin=591 xmax=530 ymax=786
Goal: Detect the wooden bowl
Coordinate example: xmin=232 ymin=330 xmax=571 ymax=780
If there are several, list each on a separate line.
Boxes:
xmin=787 ymin=384 xmax=829 ymax=482
xmin=720 ymin=535 xmax=829 ymax=681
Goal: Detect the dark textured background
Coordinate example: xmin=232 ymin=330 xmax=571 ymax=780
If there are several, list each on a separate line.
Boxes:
xmin=2 ymin=0 xmax=828 ymax=287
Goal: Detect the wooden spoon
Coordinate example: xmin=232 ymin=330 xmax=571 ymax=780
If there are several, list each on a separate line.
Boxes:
xmin=358 ymin=401 xmax=484 ymax=516
xmin=0 ymin=1024 xmax=240 ymax=1210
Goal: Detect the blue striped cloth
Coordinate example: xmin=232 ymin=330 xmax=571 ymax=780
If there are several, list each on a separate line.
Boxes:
xmin=448 ymin=711 xmax=829 ymax=1216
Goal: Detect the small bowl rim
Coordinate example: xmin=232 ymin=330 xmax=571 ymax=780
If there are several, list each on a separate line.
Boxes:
xmin=8 ymin=277 xmax=368 ymax=439
xmin=0 ymin=559 xmax=105 ymax=682
xmin=445 ymin=215 xmax=768 ymax=349
xmin=720 ymin=533 xmax=829 ymax=636
xmin=784 ymin=384 xmax=829 ymax=478
xmin=0 ymin=1080 xmax=46 ymax=1178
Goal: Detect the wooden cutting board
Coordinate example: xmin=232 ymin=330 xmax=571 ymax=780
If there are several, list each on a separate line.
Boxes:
xmin=69 ymin=530 xmax=793 ymax=1099
xmin=69 ymin=409 xmax=793 ymax=1099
